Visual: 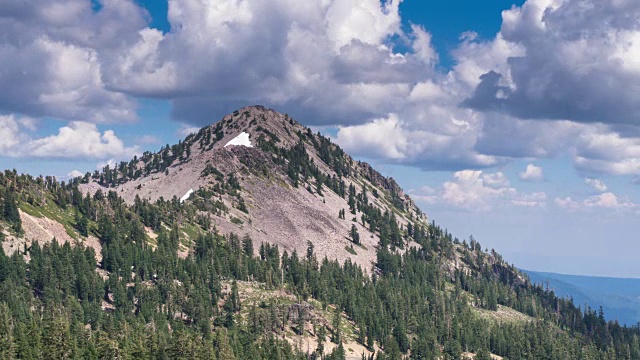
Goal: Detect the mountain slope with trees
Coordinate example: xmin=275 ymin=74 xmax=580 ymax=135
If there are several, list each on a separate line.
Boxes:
xmin=0 ymin=106 xmax=639 ymax=359
xmin=77 ymin=105 xmax=426 ymax=271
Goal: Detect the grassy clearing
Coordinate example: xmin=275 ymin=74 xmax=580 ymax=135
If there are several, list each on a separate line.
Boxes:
xmin=19 ymin=202 xmax=43 ymax=218
xmin=181 ymin=223 xmax=202 ymax=241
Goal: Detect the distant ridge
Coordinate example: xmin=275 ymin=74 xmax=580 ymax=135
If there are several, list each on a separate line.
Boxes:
xmin=524 ymin=270 xmax=640 ymax=325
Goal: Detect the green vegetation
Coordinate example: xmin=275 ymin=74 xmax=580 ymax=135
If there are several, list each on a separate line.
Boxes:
xmin=2 ymin=188 xmax=22 ymax=234
xmin=349 ymin=224 xmax=360 ymax=245
xmin=2 ymin=109 xmax=640 ymax=359
xmin=1 ymin=169 xmax=640 ymax=359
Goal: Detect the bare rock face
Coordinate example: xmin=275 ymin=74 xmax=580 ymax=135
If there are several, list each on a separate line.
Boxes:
xmin=79 ymin=105 xmax=428 ymax=271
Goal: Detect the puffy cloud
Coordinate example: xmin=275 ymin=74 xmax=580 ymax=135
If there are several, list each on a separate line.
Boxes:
xmin=0 ymin=0 xmax=143 ymax=123
xmin=335 ymin=114 xmax=407 ymax=160
xmin=97 ymin=158 xmax=118 ymax=170
xmin=336 ymin=111 xmax=501 ymax=170
xmin=327 ymin=0 xmax=640 ymax=172
xmin=102 ymin=0 xmax=432 ymax=125
xmin=519 ymin=164 xmax=544 ymax=182
xmin=555 ymin=192 xmax=637 ymax=212
xmin=0 ymin=115 xmax=27 ymax=154
xmin=585 ymin=178 xmax=608 ymax=193
xmin=67 ymin=170 xmax=84 ymax=178
xmin=482 ymin=171 xmax=510 ymax=188
xmin=413 ymin=170 xmax=546 ymax=211
xmin=573 ymin=128 xmax=640 ymax=175
xmin=3 ymin=0 xmax=640 ymax=177
xmin=476 ymin=114 xmax=640 ymax=176
xmin=176 ymin=124 xmax=201 ymax=138
xmin=441 ymin=170 xmax=516 ymax=210
xmin=475 ymin=116 xmax=584 ymax=158
xmin=0 ymin=115 xmax=137 ymax=160
xmin=463 ymin=0 xmax=640 ymax=126
xmin=453 ymin=32 xmax=524 ymax=91
xmin=3 ymin=0 xmax=474 ymax=167
xmin=27 ymin=122 xmax=138 ymax=159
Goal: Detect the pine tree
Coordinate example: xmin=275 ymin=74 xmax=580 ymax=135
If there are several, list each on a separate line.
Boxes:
xmin=332 ymin=307 xmax=342 ymax=344
xmin=242 ymin=234 xmax=254 ymax=257
xmin=75 ymin=211 xmax=89 ymax=237
xmin=213 ymin=328 xmax=235 ymax=359
xmin=2 ymin=190 xmax=21 ymax=233
xmin=42 ymin=310 xmax=72 ymax=360
xmin=0 ymin=303 xmax=16 ymax=360
xmin=476 ymin=348 xmax=492 ymax=360
xmin=350 ymin=224 xmax=360 ymax=245
xmin=168 ymin=330 xmax=198 ymax=360
xmin=317 ymin=324 xmax=327 ymax=355
xmin=382 ymin=335 xmax=402 ymax=360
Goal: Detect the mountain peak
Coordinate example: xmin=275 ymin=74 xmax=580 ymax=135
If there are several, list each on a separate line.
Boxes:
xmin=208 ymin=105 xmax=305 ymax=151
xmin=79 ymin=106 xmax=426 ymax=270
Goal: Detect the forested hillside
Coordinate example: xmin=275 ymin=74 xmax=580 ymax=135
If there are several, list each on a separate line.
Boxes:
xmin=1 ymin=107 xmax=640 ymax=359
xmin=2 ymin=172 xmax=638 ymax=359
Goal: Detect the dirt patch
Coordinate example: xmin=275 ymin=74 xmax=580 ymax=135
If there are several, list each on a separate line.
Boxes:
xmin=473 ymin=305 xmax=535 ymax=324
xmin=462 ymin=352 xmax=503 ymax=360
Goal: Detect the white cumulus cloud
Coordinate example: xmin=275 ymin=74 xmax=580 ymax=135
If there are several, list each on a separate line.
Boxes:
xmin=585 ymin=178 xmax=608 ymax=193
xmin=2 ymin=0 xmax=640 ymax=177
xmin=413 ymin=170 xmax=546 ymax=212
xmin=464 ymin=0 xmax=640 ymax=126
xmin=519 ymin=164 xmax=544 ymax=182
xmin=0 ymin=115 xmax=137 ymax=160
xmin=67 ymin=170 xmax=85 ymax=178
xmin=0 ymin=0 xmax=143 ymax=123
xmin=555 ymin=192 xmax=637 ymax=212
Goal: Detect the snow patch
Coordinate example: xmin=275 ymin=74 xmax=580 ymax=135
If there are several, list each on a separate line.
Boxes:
xmin=180 ymin=189 xmax=194 ymax=203
xmin=224 ymin=132 xmax=253 ymax=148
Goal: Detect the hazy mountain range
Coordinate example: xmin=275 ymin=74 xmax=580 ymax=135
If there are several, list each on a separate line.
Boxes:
xmin=525 ymin=270 xmax=640 ymax=326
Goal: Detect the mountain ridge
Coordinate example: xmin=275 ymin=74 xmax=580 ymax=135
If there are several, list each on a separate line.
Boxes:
xmin=524 ymin=269 xmax=640 ymax=326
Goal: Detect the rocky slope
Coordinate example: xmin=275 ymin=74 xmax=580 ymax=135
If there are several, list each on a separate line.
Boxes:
xmin=79 ymin=105 xmax=427 ymax=270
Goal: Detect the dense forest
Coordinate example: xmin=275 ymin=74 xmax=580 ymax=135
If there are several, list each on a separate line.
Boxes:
xmin=2 ymin=168 xmax=640 ymax=359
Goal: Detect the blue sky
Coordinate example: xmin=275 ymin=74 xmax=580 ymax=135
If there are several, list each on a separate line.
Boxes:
xmin=1 ymin=0 xmax=640 ymax=277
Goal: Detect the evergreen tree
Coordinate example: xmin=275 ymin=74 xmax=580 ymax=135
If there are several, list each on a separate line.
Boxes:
xmin=2 ymin=190 xmax=21 ymax=233
xmin=350 ymin=224 xmax=360 ymax=245
xmin=0 ymin=303 xmax=16 ymax=360
xmin=75 ymin=211 xmax=89 ymax=237
xmin=332 ymin=307 xmax=342 ymax=344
